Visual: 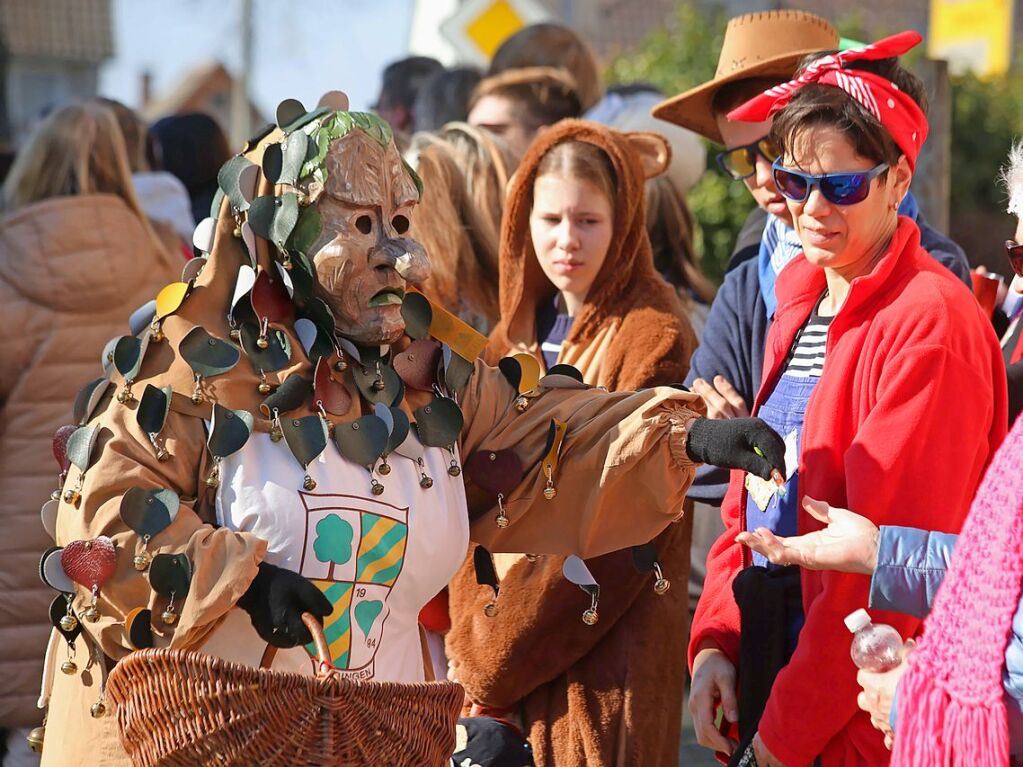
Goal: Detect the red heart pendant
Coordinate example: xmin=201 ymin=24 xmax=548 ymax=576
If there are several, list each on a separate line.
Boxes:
xmin=52 ymin=424 xmax=79 ymax=473
xmin=392 ymin=338 xmax=442 ymax=391
xmin=314 ymin=357 xmax=351 ymax=416
xmin=61 ymin=537 xmax=117 ymax=592
xmin=464 ymin=449 xmax=523 ymax=496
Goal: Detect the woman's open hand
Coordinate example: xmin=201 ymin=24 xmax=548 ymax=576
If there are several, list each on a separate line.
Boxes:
xmin=735 ymin=497 xmax=880 ymax=575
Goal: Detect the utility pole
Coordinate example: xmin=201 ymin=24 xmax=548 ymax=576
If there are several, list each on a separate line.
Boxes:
xmin=230 ymin=0 xmax=253 ymax=146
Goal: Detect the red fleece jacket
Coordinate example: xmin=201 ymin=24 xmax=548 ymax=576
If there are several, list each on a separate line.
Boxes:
xmin=690 ymin=218 xmax=1008 ymax=766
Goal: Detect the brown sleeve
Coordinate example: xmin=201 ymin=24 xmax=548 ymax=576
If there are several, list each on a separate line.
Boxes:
xmin=459 ymin=359 xmax=705 ymax=558
xmin=446 ymin=545 xmax=655 ymax=708
xmin=54 ymin=394 xmax=266 ymax=659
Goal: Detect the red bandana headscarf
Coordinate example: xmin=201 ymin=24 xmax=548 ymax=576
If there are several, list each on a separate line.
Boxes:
xmin=727 ymin=31 xmax=928 ymax=171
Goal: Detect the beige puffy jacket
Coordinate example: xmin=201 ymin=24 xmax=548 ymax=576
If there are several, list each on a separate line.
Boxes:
xmin=0 ymin=194 xmax=179 ymax=727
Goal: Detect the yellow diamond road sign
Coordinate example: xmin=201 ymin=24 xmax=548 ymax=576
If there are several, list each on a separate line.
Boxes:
xmin=441 ymin=0 xmax=552 ymax=65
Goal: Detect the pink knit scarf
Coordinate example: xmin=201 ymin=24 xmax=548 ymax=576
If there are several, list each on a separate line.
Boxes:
xmin=893 ymin=414 xmax=1023 ymax=765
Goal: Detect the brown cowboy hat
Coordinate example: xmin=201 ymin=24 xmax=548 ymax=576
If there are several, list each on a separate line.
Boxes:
xmin=652 ymin=10 xmax=838 ymax=144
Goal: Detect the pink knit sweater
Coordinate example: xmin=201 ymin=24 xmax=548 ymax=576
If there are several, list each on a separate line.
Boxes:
xmin=894 ymin=414 xmax=1023 ymax=765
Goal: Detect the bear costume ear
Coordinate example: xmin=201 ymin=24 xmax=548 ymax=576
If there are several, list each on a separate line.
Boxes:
xmin=625 ymin=132 xmax=672 ymax=180
xmin=318 ymin=91 xmax=350 ymax=112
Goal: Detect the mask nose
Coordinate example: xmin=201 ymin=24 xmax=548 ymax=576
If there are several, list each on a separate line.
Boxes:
xmin=370 ymin=237 xmax=431 ymax=286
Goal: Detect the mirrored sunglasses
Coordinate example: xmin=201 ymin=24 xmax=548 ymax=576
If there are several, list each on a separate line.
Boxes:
xmin=715 ymin=137 xmax=780 ymax=181
xmin=1006 ymin=240 xmax=1023 ymax=277
xmin=772 ymin=160 xmax=889 ymax=206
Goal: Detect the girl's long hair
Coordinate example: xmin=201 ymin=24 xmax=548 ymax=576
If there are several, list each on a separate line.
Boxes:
xmin=408 ymin=122 xmax=514 ymax=330
xmin=2 ymin=101 xmax=171 ymax=259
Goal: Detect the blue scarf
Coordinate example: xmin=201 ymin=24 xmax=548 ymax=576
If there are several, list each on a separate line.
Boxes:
xmin=757 ymin=192 xmax=921 ymax=319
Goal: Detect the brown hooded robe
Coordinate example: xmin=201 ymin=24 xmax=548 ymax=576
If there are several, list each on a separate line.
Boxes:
xmin=448 ymin=121 xmax=696 ymax=767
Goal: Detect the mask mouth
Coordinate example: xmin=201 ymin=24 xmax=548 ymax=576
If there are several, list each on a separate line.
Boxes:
xmin=368 ymin=286 xmax=405 ymax=307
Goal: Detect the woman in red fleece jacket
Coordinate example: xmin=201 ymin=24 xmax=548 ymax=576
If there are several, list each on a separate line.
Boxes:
xmin=689 ymin=33 xmax=1008 ymax=767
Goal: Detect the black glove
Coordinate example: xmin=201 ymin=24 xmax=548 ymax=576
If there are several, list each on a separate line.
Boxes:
xmin=685 ymin=417 xmax=786 ymax=481
xmin=237 ymin=562 xmax=333 ymax=648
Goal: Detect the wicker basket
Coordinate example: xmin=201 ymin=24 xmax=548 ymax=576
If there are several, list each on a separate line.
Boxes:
xmin=105 ymin=613 xmax=464 ymax=767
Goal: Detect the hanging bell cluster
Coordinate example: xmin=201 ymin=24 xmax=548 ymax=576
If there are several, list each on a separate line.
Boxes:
xmin=116 ymin=379 xmax=135 ymax=405
xmin=473 ymin=546 xmax=500 ymax=618
xmin=563 ymin=556 xmax=601 ymax=626
xmin=653 ymin=562 xmax=670 ymax=595
xmin=26 ymin=725 xmax=45 ymax=753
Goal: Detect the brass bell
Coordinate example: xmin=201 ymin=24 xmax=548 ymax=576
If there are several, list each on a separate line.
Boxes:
xmin=483 ymin=602 xmax=498 ymax=618
xmin=51 ymin=489 xmax=61 ymax=501
xmin=335 ymin=358 xmax=348 ymax=372
xmin=514 ymin=396 xmax=530 ymax=412
xmin=90 ymin=701 xmax=106 ymax=719
xmin=62 ymin=488 xmax=81 ymax=505
xmin=371 ymin=480 xmax=385 ymax=496
xmin=82 ymin=605 xmax=100 ymax=623
xmin=447 ymin=462 xmax=461 ymax=477
xmin=26 ymin=726 xmax=44 ymax=753
xmin=303 ymin=475 xmax=317 ymax=491
xmin=372 ymin=378 xmax=385 ymax=392
xmin=161 ymin=607 xmax=178 ymax=625
xmin=582 ymin=608 xmax=599 ymax=626
xmin=60 ymin=613 xmax=78 ymax=632
xmin=496 ymin=512 xmax=509 ymax=529
xmin=133 ymin=552 xmax=151 ymax=571
xmin=420 ymin=474 xmax=434 ymax=489
xmin=116 ymin=388 xmax=132 ymax=404
xmin=60 ymin=659 xmax=78 ymax=675
xmin=654 ymin=577 xmax=671 ymax=595
xmin=233 ymin=225 xmax=242 ymax=238
xmin=258 ymin=380 xmax=271 ymax=394
xmin=190 ymin=390 xmax=203 ymax=405
xmin=543 ymin=486 xmax=557 ymax=500
xmin=256 ymin=335 xmax=269 ymax=349
xmin=204 ymin=468 xmax=220 ymax=488
xmin=230 ymin=328 xmax=242 ymax=342
xmin=378 ymin=461 xmax=391 ymax=476
xmin=151 ymin=324 xmax=165 ymax=343
xmin=155 ymin=446 xmax=170 ymax=462
xmin=269 ymin=425 xmax=283 ymax=442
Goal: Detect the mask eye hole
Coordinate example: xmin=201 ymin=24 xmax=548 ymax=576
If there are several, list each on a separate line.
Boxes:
xmin=391 ymin=215 xmax=409 ymax=235
xmin=355 ymin=215 xmax=373 ymax=235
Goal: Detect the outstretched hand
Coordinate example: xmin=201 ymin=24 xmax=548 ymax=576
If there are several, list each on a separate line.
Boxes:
xmin=685 ymin=416 xmax=786 ymax=481
xmin=736 ymin=497 xmax=880 ymax=575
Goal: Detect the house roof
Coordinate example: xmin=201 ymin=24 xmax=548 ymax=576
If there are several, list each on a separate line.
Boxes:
xmin=0 ymin=0 xmax=114 ymax=62
xmin=141 ymin=61 xmax=228 ymax=121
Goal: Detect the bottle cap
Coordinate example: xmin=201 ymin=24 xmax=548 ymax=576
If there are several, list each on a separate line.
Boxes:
xmin=844 ymin=608 xmax=871 ymax=633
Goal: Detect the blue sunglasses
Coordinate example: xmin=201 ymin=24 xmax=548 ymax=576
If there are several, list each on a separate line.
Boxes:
xmin=772 ymin=159 xmax=889 ymax=206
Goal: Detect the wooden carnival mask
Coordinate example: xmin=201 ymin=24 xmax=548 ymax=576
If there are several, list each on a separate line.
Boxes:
xmin=305 ymin=128 xmax=429 ymax=346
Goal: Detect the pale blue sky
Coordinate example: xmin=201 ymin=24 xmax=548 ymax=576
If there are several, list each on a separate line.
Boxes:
xmin=100 ymin=0 xmax=416 ymax=118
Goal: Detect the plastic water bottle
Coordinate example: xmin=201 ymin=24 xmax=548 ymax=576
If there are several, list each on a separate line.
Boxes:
xmin=844 ymin=608 xmax=903 ymax=672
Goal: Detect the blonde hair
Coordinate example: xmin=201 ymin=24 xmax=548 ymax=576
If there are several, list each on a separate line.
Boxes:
xmin=2 ymin=102 xmax=170 ymax=258
xmin=489 ymin=23 xmax=603 ymax=112
xmin=408 ymin=123 xmax=515 ymax=330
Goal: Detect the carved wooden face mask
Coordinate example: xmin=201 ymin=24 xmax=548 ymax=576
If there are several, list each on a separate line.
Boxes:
xmin=308 ymin=131 xmax=430 ymax=346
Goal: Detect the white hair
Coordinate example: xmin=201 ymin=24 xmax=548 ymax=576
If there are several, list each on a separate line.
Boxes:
xmin=1003 ymin=140 xmax=1023 ymax=217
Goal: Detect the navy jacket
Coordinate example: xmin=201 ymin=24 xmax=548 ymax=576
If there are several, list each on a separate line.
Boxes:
xmin=685 ymin=207 xmax=972 ymax=504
